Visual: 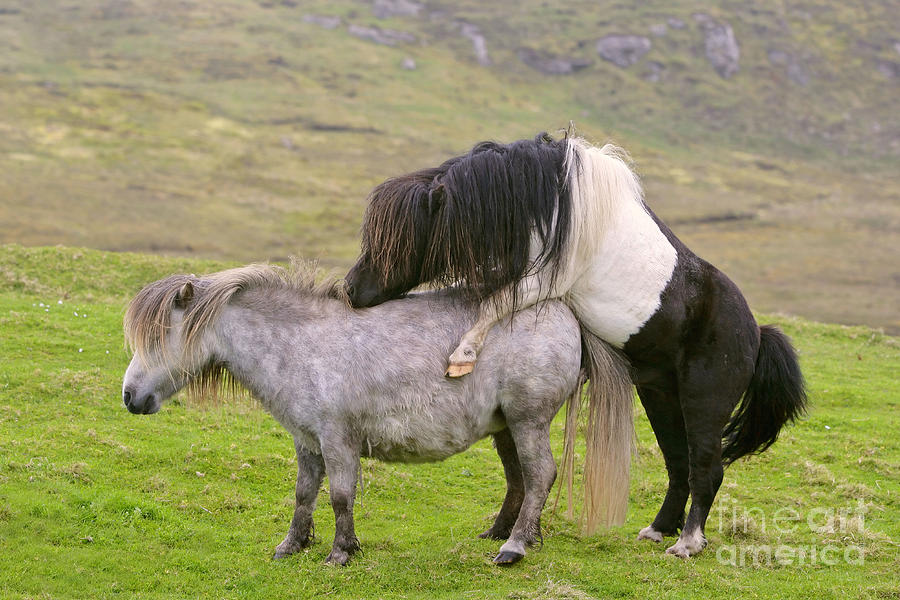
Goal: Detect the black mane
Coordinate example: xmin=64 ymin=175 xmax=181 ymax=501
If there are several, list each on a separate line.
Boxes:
xmin=360 ymin=133 xmax=574 ymax=306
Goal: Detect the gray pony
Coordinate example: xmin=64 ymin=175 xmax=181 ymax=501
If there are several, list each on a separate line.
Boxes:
xmin=121 ymin=263 xmax=633 ymax=565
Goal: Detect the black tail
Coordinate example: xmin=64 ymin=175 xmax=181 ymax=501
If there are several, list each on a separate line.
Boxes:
xmin=721 ymin=325 xmax=808 ymax=465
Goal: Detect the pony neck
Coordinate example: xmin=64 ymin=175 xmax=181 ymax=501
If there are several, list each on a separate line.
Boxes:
xmin=210 ymin=293 xmax=327 ymax=415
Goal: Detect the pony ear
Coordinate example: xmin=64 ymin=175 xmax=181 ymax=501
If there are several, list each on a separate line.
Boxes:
xmin=175 ymin=281 xmax=194 ymax=307
xmin=428 ymin=181 xmax=445 ymax=212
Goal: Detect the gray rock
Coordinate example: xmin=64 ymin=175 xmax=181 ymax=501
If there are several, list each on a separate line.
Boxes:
xmin=347 ymin=24 xmax=416 ymax=46
xmin=767 ymin=49 xmax=809 ymax=86
xmin=876 ymin=60 xmax=900 ymax=79
xmin=372 ymin=0 xmax=422 ymax=19
xmin=693 ymin=13 xmax=740 ymax=78
xmin=895 ymin=41 xmax=900 ymax=56
xmin=643 ymin=61 xmax=665 ymax=82
xmin=596 ymin=35 xmax=651 ymax=68
xmin=517 ymin=48 xmax=592 ymax=75
xmin=460 ymin=22 xmax=491 ymax=66
xmin=667 ymin=17 xmax=686 ymax=29
xmin=649 ymin=23 xmax=667 ymax=37
xmin=303 ymin=14 xmax=341 ymax=29
xmin=401 ymin=56 xmax=416 ymax=70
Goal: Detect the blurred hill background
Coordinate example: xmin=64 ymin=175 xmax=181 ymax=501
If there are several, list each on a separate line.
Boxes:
xmin=0 ymin=0 xmax=897 ymax=332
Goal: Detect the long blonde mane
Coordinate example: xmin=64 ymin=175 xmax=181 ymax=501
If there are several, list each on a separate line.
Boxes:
xmin=124 ymin=260 xmax=345 ymax=367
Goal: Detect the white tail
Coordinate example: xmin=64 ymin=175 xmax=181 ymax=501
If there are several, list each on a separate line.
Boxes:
xmin=556 ymin=326 xmax=634 ymax=533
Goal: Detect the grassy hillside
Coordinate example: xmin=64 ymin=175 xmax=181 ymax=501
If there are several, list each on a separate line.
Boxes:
xmin=0 ymin=0 xmax=897 ymax=333
xmin=0 ymin=245 xmax=898 ymax=599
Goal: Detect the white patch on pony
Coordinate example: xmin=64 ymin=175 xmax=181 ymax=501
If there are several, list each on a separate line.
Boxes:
xmin=637 ymin=525 xmax=664 ymax=542
xmin=562 ymin=139 xmax=677 ymax=347
xmin=665 ymin=528 xmax=706 ymax=558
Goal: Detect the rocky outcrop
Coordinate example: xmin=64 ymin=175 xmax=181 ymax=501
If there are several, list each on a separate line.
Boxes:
xmin=876 ymin=60 xmax=900 ymax=79
xmin=643 ymin=61 xmax=665 ymax=82
xmin=596 ymin=35 xmax=651 ymax=68
xmin=517 ymin=48 xmax=592 ymax=75
xmin=667 ymin=17 xmax=686 ymax=30
xmin=348 ymin=24 xmax=416 ymax=46
xmin=401 ymin=56 xmax=416 ymax=70
xmin=693 ymin=13 xmax=740 ymax=78
xmin=767 ymin=49 xmax=809 ymax=86
xmin=460 ymin=22 xmax=491 ymax=66
xmin=372 ymin=0 xmax=422 ymax=19
xmin=649 ymin=23 xmax=667 ymax=37
xmin=302 ymin=14 xmax=341 ymax=29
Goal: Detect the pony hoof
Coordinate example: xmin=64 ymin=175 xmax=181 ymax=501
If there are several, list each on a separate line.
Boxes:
xmin=325 ymin=550 xmax=350 ymax=566
xmin=445 ymin=362 xmax=475 ymax=378
xmin=637 ymin=525 xmax=664 ymax=543
xmin=665 ymin=544 xmax=692 ymax=559
xmin=666 ymin=538 xmax=706 ymax=558
xmin=665 ymin=533 xmax=706 ymax=558
xmin=493 ymin=550 xmax=524 ymax=565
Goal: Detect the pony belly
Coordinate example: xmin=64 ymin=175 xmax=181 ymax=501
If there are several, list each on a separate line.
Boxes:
xmin=361 ymin=408 xmax=504 ymax=463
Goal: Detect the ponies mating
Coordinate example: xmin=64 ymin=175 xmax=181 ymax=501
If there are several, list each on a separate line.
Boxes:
xmin=345 ymin=133 xmax=808 ymax=558
xmin=121 ymin=263 xmax=633 ymax=565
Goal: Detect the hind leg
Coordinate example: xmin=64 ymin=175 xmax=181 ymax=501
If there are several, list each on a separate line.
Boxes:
xmin=493 ymin=424 xmax=557 ymax=565
xmin=666 ymin=363 xmax=751 ymax=557
xmin=636 ymin=385 xmax=690 ymax=543
xmin=274 ymin=439 xmax=326 ymax=558
xmin=480 ymin=428 xmax=524 ymax=540
xmin=664 ymin=402 xmax=729 ymax=558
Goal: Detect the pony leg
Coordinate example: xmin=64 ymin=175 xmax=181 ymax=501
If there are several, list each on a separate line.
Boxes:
xmin=446 ymin=274 xmax=549 ymax=377
xmin=664 ymin=412 xmax=726 ymax=559
xmin=480 ymin=428 xmax=524 ymax=540
xmin=494 ymin=424 xmax=556 ymax=565
xmin=666 ymin=363 xmax=753 ymax=557
xmin=274 ymin=440 xmax=326 ymax=558
xmin=321 ymin=436 xmax=362 ymax=566
xmin=635 ymin=385 xmax=689 ymax=543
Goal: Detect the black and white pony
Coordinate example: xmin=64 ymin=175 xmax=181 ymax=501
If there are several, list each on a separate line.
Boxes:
xmin=344 ymin=133 xmax=808 ymax=558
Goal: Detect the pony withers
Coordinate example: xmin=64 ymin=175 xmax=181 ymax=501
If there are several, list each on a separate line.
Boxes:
xmin=344 ymin=133 xmax=808 ymax=558
xmin=121 ymin=263 xmax=633 ymax=566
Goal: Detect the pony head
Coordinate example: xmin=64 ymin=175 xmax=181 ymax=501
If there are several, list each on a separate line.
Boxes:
xmin=122 ymin=277 xmax=206 ymax=414
xmin=345 ymin=133 xmax=572 ymax=309
xmin=345 ymin=166 xmax=449 ymax=307
xmin=122 ymin=263 xmax=342 ymax=414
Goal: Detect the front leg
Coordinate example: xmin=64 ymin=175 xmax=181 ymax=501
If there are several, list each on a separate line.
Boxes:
xmin=446 ymin=274 xmax=551 ymax=377
xmin=321 ymin=435 xmax=362 ymax=566
xmin=274 ymin=439 xmax=326 ymax=558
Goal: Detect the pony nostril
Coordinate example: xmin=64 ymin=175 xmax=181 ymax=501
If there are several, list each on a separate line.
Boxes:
xmin=123 ymin=390 xmax=132 ymax=406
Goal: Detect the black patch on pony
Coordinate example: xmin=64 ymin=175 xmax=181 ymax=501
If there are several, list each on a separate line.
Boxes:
xmin=721 ymin=325 xmax=808 ymax=465
xmin=359 ymin=133 xmax=576 ymax=308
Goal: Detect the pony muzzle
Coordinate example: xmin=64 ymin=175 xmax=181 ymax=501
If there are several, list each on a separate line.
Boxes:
xmin=123 ymin=388 xmax=160 ymax=415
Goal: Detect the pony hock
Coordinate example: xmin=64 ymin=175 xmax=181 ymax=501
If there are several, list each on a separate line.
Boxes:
xmin=344 ymin=132 xmax=808 ymax=558
xmin=121 ymin=264 xmax=633 ymax=566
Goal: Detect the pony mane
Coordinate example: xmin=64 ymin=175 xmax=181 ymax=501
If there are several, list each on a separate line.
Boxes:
xmin=360 ymin=132 xmax=645 ymax=309
xmin=360 ymin=132 xmax=573 ymax=306
xmin=124 ymin=260 xmax=345 ymax=367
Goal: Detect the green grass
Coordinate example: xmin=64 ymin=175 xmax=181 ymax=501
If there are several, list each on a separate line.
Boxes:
xmin=1 ymin=245 xmax=898 ymax=599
